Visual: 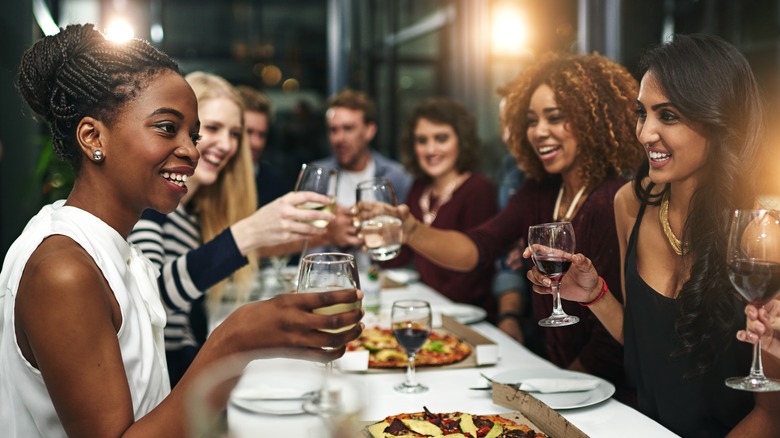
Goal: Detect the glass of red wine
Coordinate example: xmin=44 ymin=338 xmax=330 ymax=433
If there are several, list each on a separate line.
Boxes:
xmin=391 ymin=300 xmax=432 ymax=393
xmin=726 ymin=209 xmax=780 ymax=391
xmin=528 ymin=221 xmax=579 ymax=327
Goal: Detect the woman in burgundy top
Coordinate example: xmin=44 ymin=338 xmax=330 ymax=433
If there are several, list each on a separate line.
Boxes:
xmin=387 ymin=98 xmax=498 ymax=319
xmin=397 ymin=53 xmax=643 ymax=401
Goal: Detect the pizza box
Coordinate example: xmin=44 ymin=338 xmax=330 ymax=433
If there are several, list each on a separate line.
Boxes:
xmin=336 ymin=315 xmax=498 ymax=373
xmin=492 ymin=382 xmax=590 ymax=438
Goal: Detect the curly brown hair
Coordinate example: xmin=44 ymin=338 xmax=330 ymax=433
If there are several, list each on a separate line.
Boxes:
xmin=399 ymin=97 xmax=481 ymax=181
xmin=502 ymin=52 xmax=643 ymax=189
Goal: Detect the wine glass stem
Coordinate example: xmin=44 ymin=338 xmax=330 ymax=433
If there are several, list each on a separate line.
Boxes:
xmin=749 ymin=339 xmax=767 ymax=380
xmin=550 ymin=281 xmax=568 ymax=318
xmin=405 ymin=353 xmax=417 ymax=386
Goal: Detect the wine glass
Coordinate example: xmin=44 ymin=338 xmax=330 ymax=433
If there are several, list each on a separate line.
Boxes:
xmin=355 ymin=177 xmax=403 ymax=261
xmin=295 ymin=164 xmax=338 ymax=229
xmin=528 ymin=221 xmax=579 ymax=327
xmin=391 ymin=300 xmax=432 ymax=393
xmin=725 ymin=209 xmax=780 ymax=391
xmin=297 ymin=252 xmax=362 ymax=413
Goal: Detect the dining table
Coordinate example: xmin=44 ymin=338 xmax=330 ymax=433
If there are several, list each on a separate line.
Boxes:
xmin=348 ymin=279 xmax=679 ymax=438
xmin=210 ymin=267 xmax=679 ymax=437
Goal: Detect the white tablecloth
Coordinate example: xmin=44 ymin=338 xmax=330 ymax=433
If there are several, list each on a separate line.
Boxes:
xmin=356 ymin=283 xmax=679 ymax=438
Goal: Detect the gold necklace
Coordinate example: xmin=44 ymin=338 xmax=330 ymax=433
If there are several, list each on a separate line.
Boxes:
xmin=553 ymin=185 xmax=586 ymax=222
xmin=659 ymin=191 xmax=689 ymax=256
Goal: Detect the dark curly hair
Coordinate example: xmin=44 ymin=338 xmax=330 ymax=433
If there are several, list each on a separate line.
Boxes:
xmin=502 ymin=52 xmax=643 ymax=190
xmin=633 ymin=34 xmax=765 ymax=375
xmin=16 ymin=23 xmax=180 ymax=172
xmin=399 ymin=97 xmax=481 ymax=181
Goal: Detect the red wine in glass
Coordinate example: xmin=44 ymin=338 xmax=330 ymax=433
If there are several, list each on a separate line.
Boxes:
xmin=728 ymin=259 xmax=780 ymax=305
xmin=528 ymin=222 xmax=579 ymax=327
xmin=393 ymin=327 xmax=430 ymax=353
xmin=533 ymin=255 xmax=572 ymax=280
xmin=725 ymin=209 xmax=780 ymax=392
xmin=391 ymin=300 xmax=432 ymax=394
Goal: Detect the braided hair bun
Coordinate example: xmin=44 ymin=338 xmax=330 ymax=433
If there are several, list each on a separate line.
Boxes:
xmin=16 ymin=23 xmax=180 ymax=170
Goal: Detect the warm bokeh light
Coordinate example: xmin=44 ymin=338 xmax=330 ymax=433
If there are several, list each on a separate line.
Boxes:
xmin=491 ymin=3 xmax=529 ymax=56
xmin=282 ymin=78 xmax=300 ymax=92
xmin=106 ymin=18 xmax=134 ymax=42
xmin=261 ymin=65 xmax=283 ymax=86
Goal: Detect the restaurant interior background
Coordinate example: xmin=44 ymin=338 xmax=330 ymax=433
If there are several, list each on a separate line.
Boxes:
xmin=2 ymin=0 xmax=780 ymax=258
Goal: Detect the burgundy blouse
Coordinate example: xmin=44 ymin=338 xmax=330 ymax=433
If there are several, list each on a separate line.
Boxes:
xmin=389 ymin=173 xmax=498 ymax=319
xmin=467 ymin=176 xmax=629 ymax=398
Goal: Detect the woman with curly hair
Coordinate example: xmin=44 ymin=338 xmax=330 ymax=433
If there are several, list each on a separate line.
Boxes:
xmin=386 ymin=97 xmax=498 ymax=317
xmin=397 ymin=53 xmax=643 ymax=401
xmin=525 ymin=34 xmax=780 ymax=435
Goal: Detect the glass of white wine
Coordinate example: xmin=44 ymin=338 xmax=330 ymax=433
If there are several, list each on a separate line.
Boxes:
xmin=295 ymin=163 xmax=338 ymax=229
xmin=296 ymin=252 xmax=362 ymax=415
xmin=355 ymin=177 xmax=403 ymax=261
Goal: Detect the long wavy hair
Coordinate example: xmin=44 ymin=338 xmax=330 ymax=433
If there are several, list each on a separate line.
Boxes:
xmin=185 ymin=72 xmax=258 ymax=307
xmin=501 ymin=52 xmax=644 ymax=190
xmin=399 ymin=97 xmax=481 ymax=181
xmin=633 ymin=34 xmax=765 ymax=374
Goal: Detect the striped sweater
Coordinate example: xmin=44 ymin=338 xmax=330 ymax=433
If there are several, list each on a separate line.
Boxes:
xmin=128 ymin=205 xmax=247 ymax=352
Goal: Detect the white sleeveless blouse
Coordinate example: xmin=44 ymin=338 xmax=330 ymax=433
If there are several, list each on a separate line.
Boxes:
xmin=0 ymin=201 xmax=169 ymax=437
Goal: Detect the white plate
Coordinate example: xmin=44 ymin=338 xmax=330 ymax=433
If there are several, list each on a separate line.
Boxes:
xmin=436 ymin=303 xmax=487 ymax=324
xmin=490 ymin=367 xmax=615 ymax=410
xmin=383 ymin=268 xmax=420 ymax=285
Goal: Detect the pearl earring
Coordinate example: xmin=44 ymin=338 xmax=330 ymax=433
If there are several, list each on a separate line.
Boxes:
xmin=92 ymin=149 xmax=104 ymax=161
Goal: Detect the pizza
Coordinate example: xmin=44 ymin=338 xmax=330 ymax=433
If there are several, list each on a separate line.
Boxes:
xmin=365 ymin=407 xmax=548 ymax=438
xmin=347 ymin=327 xmax=472 ymax=368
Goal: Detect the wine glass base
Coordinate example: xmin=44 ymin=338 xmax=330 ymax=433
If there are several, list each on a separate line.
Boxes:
xmin=538 ymin=315 xmax=579 ymax=327
xmin=394 ymin=382 xmax=428 ymax=394
xmin=302 ymin=392 xmax=342 ymax=416
xmin=725 ymin=376 xmax=780 ymax=392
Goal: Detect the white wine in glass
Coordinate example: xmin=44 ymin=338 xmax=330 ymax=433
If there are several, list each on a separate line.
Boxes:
xmin=355 ymin=177 xmax=403 ymax=261
xmin=528 ymin=221 xmax=579 ymax=327
xmin=295 ymin=164 xmax=338 ymax=229
xmin=297 ymin=252 xmax=362 ymax=413
xmin=726 ymin=209 xmax=780 ymax=392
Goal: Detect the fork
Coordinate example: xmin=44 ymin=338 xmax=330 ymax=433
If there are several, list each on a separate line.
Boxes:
xmin=469 ymin=373 xmax=522 ymax=391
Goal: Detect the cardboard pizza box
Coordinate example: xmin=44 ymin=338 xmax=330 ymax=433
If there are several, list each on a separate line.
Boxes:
xmin=337 ymin=314 xmax=498 ymax=372
xmin=492 ymin=382 xmax=590 ymax=438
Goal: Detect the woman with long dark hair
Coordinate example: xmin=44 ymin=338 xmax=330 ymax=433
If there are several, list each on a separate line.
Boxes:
xmin=527 ymin=34 xmax=780 ymax=435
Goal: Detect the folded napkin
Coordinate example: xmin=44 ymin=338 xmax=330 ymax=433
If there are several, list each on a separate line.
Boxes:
xmin=517 ymin=378 xmax=599 ymax=393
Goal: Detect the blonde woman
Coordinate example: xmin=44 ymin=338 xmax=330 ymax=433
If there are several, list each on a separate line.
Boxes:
xmin=129 ymin=72 xmax=333 ymax=385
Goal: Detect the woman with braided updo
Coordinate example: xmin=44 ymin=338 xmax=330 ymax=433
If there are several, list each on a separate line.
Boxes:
xmin=0 ymin=24 xmax=362 ymax=437
xmin=395 ymin=53 xmax=643 ymax=403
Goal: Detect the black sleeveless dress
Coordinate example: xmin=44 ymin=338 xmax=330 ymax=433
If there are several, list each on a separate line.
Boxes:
xmin=623 ymin=202 xmax=754 ymax=437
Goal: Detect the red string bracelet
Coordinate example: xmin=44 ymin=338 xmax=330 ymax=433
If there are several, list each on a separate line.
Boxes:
xmin=580 ymin=276 xmax=608 ymax=307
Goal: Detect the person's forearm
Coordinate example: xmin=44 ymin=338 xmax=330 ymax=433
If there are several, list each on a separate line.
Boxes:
xmin=405 ymin=223 xmax=479 ymax=272
xmin=583 ymin=282 xmax=625 ymax=344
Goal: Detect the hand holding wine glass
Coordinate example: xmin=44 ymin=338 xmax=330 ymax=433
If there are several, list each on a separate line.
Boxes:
xmin=297 ymin=252 xmax=363 ymax=413
xmin=726 ymin=209 xmax=780 ymax=391
xmin=391 ymin=300 xmax=432 ymax=393
xmin=528 ymin=222 xmax=579 ymax=327
xmin=295 ymin=164 xmax=338 ymax=229
xmin=355 ymin=177 xmax=403 ymax=261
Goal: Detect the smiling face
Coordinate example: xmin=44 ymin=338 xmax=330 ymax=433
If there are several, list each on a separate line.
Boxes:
xmin=635 ymin=71 xmax=709 ymax=187
xmin=190 ymin=97 xmax=243 ymax=190
xmin=526 ymin=84 xmax=580 ymax=178
xmin=98 ymin=71 xmax=200 ymax=216
xmin=326 ymin=106 xmax=376 ymax=171
xmin=413 ymin=117 xmax=460 ymax=181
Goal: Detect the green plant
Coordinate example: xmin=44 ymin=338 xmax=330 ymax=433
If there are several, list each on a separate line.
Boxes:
xmin=33 ymin=136 xmax=74 ymax=203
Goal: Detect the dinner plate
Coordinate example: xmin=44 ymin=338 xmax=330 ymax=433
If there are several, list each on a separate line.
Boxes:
xmin=490 ymin=367 xmax=615 ymax=409
xmin=228 ymin=359 xmax=321 ymax=416
xmin=436 ymin=303 xmax=487 ymax=324
xmin=383 ymin=268 xmax=420 ymax=285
